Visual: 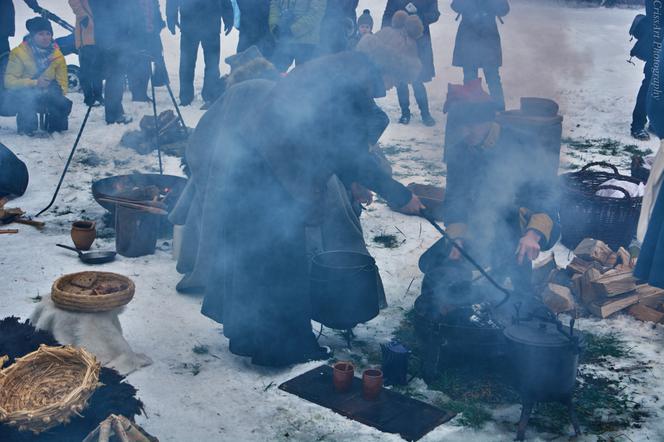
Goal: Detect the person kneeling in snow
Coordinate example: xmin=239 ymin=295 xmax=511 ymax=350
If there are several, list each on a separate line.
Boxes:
xmin=420 ymin=101 xmax=559 ymax=300
xmin=3 ymin=17 xmax=72 ymax=136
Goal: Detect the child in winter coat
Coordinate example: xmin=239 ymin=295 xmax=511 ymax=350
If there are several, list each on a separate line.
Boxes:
xmin=3 ymin=17 xmax=72 ymax=135
xmin=349 ymin=8 xmax=373 ymax=48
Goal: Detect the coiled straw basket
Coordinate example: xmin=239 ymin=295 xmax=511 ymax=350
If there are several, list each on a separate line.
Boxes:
xmin=0 ymin=345 xmax=101 ymax=433
xmin=52 ymin=271 xmax=135 ymax=313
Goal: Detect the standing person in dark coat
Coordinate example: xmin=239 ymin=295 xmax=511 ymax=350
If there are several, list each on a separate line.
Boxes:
xmin=383 ymin=0 xmax=440 ymax=127
xmin=166 ymin=0 xmax=234 ymax=107
xmin=69 ymin=0 xmax=104 ymax=107
xmin=1 ymin=0 xmax=16 ymax=59
xmin=451 ymin=0 xmax=509 ymax=111
xmin=236 ymin=0 xmax=273 ymax=57
xmin=630 ymin=2 xmax=657 ymax=141
xmin=319 ymin=0 xmax=358 ymax=55
xmin=172 ymin=19 xmax=425 ymax=367
xmin=89 ymin=0 xmax=136 ymax=124
xmin=127 ymin=0 xmax=165 ymax=102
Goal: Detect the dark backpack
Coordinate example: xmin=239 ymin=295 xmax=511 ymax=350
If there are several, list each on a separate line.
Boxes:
xmin=630 ymin=14 xmax=651 ymax=62
xmin=0 ymin=143 xmax=29 ymax=198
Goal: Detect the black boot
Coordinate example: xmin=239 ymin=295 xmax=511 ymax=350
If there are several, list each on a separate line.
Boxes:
xmin=399 ymin=112 xmax=411 ymax=125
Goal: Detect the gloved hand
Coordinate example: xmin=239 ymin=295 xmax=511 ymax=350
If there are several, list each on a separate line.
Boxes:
xmin=81 ymin=16 xmax=89 ymax=28
xmin=167 ymin=17 xmax=178 ymax=35
xmin=405 ymin=2 xmax=418 ymax=14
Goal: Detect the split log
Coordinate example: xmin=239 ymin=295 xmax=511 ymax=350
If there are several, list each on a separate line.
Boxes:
xmin=574 ymin=238 xmax=614 ymax=265
xmin=604 ymin=253 xmax=618 ymax=268
xmin=628 ymin=304 xmax=664 ymax=323
xmin=616 ymin=247 xmax=632 ymax=271
xmin=542 ymin=283 xmax=576 ymax=314
xmin=587 ymin=284 xmax=664 ymax=319
xmin=590 ymin=269 xmax=637 ymax=298
xmin=579 ymin=268 xmax=603 ymax=305
xmin=588 ymin=292 xmax=640 ymax=318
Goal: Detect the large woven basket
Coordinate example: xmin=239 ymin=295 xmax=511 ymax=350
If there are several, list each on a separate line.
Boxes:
xmin=52 ymin=271 xmax=135 ymax=313
xmin=560 ymin=162 xmax=642 ymax=250
xmin=0 ymin=345 xmax=101 ymax=434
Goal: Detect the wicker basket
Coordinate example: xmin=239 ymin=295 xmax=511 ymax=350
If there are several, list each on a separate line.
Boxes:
xmin=560 ymin=162 xmax=642 ymax=250
xmin=0 ymin=345 xmax=101 ymax=434
xmin=52 ymin=271 xmax=135 ymax=313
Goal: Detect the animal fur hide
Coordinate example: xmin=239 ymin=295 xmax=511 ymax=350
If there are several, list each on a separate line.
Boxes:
xmin=0 ymin=317 xmax=145 ymax=442
xmin=30 ymin=297 xmax=152 ymax=375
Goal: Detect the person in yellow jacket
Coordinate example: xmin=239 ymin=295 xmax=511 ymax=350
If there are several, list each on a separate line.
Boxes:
xmin=69 ymin=0 xmax=103 ymax=106
xmin=4 ymin=17 xmax=72 ymax=135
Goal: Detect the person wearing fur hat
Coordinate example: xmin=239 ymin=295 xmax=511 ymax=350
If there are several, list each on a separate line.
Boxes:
xmin=3 ymin=17 xmax=72 ymax=135
xmin=452 ymin=0 xmax=510 ymax=111
xmin=383 ymin=1 xmax=440 ymax=127
xmin=421 ymin=100 xmax=558 ymax=300
xmin=174 ymin=30 xmax=425 ymax=366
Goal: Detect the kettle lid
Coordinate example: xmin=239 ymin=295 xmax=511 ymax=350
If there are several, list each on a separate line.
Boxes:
xmin=503 ymin=320 xmax=572 ymax=347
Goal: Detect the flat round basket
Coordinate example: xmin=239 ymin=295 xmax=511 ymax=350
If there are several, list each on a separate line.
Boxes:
xmin=0 ymin=345 xmax=101 ymax=434
xmin=52 ymin=271 xmax=135 ymax=313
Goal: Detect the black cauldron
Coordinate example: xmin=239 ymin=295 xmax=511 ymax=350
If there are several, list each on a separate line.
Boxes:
xmin=503 ymin=315 xmax=583 ymax=440
xmin=309 ymin=251 xmax=380 ymax=330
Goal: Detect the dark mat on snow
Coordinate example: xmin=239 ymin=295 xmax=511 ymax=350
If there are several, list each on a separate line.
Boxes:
xmin=279 ymin=365 xmax=456 ymax=441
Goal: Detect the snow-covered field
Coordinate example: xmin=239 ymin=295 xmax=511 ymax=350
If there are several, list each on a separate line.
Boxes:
xmin=2 ymin=1 xmax=663 ymax=441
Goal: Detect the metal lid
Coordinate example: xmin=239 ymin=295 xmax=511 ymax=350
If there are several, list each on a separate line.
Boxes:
xmin=503 ymin=321 xmax=573 ymax=347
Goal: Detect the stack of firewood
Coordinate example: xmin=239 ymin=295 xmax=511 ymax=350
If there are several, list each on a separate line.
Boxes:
xmin=534 ymin=238 xmax=664 ymax=323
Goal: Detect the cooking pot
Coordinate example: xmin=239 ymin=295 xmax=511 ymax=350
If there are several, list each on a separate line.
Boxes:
xmin=504 ymin=315 xmax=583 ymax=403
xmin=309 ymin=251 xmax=380 ymax=330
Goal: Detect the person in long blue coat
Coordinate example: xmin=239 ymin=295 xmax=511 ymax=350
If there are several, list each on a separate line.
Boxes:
xmin=451 ymin=0 xmax=509 ymax=110
xmin=634 ymin=42 xmax=664 ymax=288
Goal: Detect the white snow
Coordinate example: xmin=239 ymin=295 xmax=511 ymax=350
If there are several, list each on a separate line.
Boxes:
xmin=2 ymin=1 xmax=664 ymax=441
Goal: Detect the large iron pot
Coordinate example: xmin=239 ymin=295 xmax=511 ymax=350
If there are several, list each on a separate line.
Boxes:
xmin=504 ymin=317 xmax=583 ymax=403
xmin=309 ymin=251 xmax=380 ymax=330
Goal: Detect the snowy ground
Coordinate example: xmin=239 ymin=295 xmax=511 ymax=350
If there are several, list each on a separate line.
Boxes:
xmin=2 ymin=1 xmax=664 ymax=441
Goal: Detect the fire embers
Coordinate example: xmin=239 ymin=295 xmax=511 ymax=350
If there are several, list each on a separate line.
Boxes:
xmin=469 ymin=302 xmax=500 ymax=329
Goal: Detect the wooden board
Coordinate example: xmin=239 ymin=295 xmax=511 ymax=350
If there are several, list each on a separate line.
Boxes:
xmin=279 ymin=365 xmax=456 ymax=441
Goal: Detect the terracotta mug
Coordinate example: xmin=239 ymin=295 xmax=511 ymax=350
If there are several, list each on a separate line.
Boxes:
xmin=362 ymin=368 xmax=383 ymax=401
xmin=333 ymin=361 xmax=354 ymax=393
xmin=71 ymin=220 xmax=96 ymax=251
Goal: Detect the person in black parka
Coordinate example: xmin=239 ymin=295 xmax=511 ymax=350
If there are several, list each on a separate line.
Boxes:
xmin=166 ymin=0 xmax=234 ymax=106
xmin=0 ymin=0 xmax=15 ymax=58
xmin=89 ymin=0 xmax=137 ymax=124
xmin=630 ymin=1 xmax=658 ymax=141
xmin=451 ymin=0 xmax=509 ymax=111
xmin=236 ymin=0 xmax=274 ymax=58
xmin=383 ymin=0 xmax=440 ymax=127
xmin=127 ymin=0 xmax=165 ymax=103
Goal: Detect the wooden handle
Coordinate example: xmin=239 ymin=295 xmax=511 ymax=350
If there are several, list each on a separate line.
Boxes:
xmin=0 ymin=229 xmax=18 ymax=234
xmin=98 ymin=198 xmax=169 ymax=216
